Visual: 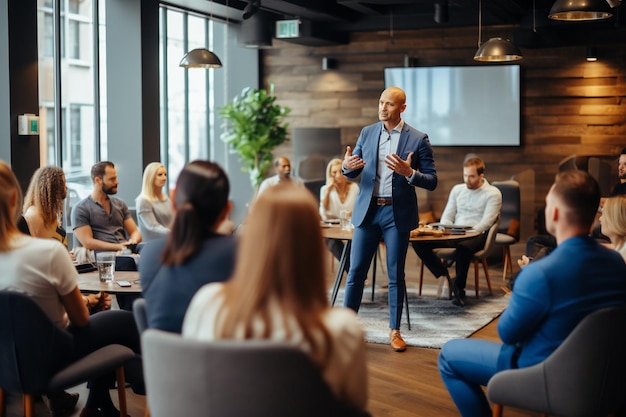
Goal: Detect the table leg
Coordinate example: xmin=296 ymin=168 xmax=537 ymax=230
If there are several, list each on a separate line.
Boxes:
xmin=331 ymin=240 xmax=351 ymax=306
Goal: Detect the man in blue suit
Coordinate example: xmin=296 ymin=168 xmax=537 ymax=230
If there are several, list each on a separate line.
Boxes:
xmin=342 ymin=86 xmax=438 ymax=352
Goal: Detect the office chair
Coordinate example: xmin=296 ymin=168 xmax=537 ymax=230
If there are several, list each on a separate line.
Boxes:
xmin=487 ymin=305 xmax=626 ymax=417
xmin=492 ymin=180 xmax=521 ymax=282
xmin=141 ymin=329 xmax=371 ymax=417
xmin=0 ymin=291 xmax=134 ymax=417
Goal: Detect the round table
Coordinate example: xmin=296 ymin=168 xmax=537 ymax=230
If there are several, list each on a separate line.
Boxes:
xmin=77 ymin=270 xmax=142 ymax=293
xmin=321 ymin=224 xmax=480 ymax=306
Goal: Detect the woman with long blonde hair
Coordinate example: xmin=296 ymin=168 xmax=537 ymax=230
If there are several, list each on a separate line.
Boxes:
xmin=183 ymin=184 xmax=367 ymax=411
xmin=320 ymin=158 xmax=359 ymax=270
xmin=600 ymin=194 xmax=626 ymax=261
xmin=135 ymin=162 xmax=173 ymax=242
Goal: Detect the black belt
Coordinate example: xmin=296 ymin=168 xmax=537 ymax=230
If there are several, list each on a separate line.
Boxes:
xmin=374 ymin=197 xmax=392 ymax=206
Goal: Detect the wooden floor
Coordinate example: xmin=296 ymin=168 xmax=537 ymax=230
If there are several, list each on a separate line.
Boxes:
xmin=4 ymin=243 xmax=541 ymax=417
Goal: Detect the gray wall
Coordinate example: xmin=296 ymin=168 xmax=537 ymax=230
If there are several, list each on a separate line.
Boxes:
xmin=0 ymin=0 xmax=9 ymax=161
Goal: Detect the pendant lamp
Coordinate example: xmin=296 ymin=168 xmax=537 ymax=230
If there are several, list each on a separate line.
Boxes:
xmin=473 ymin=0 xmax=523 ymax=62
xmin=548 ymin=0 xmax=613 ymax=21
xmin=179 ymin=48 xmax=223 ymax=68
xmin=179 ymin=0 xmax=223 ymax=69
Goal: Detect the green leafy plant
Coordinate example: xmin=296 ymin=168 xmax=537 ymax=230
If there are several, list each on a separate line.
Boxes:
xmin=220 ymin=86 xmax=291 ymax=190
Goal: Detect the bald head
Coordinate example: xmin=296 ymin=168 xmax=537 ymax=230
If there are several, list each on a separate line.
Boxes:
xmin=379 ymin=87 xmax=407 ymax=130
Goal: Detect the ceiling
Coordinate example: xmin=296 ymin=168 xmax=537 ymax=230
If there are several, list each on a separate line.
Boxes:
xmin=173 ymin=0 xmax=626 ymax=47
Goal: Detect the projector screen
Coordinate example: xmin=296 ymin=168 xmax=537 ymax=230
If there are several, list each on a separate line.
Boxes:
xmin=384 ymin=65 xmax=521 ymax=146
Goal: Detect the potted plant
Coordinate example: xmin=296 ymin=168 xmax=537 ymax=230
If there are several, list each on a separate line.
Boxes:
xmin=220 ymin=85 xmax=291 ymax=190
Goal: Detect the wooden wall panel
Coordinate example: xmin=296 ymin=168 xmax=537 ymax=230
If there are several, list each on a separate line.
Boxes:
xmin=262 ymin=25 xmax=626 ymax=238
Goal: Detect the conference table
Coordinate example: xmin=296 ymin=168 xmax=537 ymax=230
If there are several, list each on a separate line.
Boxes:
xmin=321 ymin=224 xmax=481 ymax=307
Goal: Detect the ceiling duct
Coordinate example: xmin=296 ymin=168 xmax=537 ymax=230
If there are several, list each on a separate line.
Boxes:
xmin=238 ymin=10 xmax=274 ymax=49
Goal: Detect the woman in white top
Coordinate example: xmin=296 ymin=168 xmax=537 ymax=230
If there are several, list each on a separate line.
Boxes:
xmin=183 ymin=184 xmax=368 ymax=412
xmin=136 ymin=162 xmax=173 ymax=242
xmin=0 ymin=161 xmax=141 ymax=417
xmin=319 ymin=158 xmax=358 ymax=269
xmin=600 ymin=194 xmax=626 ymax=261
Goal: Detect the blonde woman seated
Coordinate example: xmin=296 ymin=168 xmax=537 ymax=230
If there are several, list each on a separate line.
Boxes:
xmin=600 ymin=195 xmax=626 ymax=261
xmin=135 ymin=162 xmax=173 ymax=242
xmin=319 ymin=158 xmax=359 ymax=269
xmin=183 ymin=184 xmax=368 ymax=413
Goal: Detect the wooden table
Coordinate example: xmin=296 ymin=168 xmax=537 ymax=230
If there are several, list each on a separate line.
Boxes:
xmin=322 ymin=224 xmax=480 ymax=307
xmin=77 ymin=270 xmax=142 ymax=293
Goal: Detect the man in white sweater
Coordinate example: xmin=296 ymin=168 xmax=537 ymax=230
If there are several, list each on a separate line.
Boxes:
xmin=413 ymin=157 xmax=502 ymax=306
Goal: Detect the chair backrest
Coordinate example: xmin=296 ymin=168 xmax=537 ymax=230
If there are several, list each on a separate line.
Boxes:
xmin=141 ymin=329 xmax=366 ymax=417
xmin=0 ymin=291 xmax=74 ymax=393
xmin=492 ymin=180 xmax=520 ymax=240
xmin=487 ymin=305 xmax=626 ymax=417
xmin=472 ymin=216 xmax=500 ymax=260
xmin=132 ymin=297 xmax=148 ymax=334
xmin=297 ymin=153 xmax=329 ymax=181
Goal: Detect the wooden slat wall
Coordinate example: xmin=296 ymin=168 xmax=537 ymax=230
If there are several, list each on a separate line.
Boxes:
xmin=262 ymin=25 xmax=626 ymax=236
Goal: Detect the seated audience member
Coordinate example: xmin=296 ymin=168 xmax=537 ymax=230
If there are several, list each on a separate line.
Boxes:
xmin=412 ymin=157 xmax=502 ymax=306
xmin=319 ymin=158 xmax=359 ymax=268
xmin=140 ymin=160 xmax=237 ymax=333
xmin=72 ymin=161 xmax=142 ymax=310
xmin=20 ymin=166 xmax=69 ymax=247
xmin=21 ymin=166 xmax=110 ymax=313
xmin=438 ymin=170 xmax=626 ymax=417
xmin=183 ymin=184 xmax=368 ymax=412
xmin=0 ymin=161 xmax=142 ymax=417
xmin=600 ymin=194 xmax=626 ymax=261
xmin=257 ymin=156 xmax=303 ymax=196
xmin=135 ymin=162 xmax=173 ymax=242
xmin=71 ymin=161 xmax=141 ymax=260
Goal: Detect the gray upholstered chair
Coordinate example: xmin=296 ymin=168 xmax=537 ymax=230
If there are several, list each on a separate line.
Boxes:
xmin=0 ymin=291 xmax=135 ymax=417
xmin=141 ymin=329 xmax=371 ymax=417
xmin=492 ymin=180 xmax=521 ymax=282
xmin=132 ymin=297 xmax=148 ymax=334
xmin=487 ymin=305 xmax=626 ymax=417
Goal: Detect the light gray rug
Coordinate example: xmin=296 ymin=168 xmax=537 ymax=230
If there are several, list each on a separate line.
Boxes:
xmin=333 ymin=284 xmax=510 ymax=349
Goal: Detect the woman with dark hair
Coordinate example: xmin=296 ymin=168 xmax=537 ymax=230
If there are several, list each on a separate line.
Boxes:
xmin=0 ymin=161 xmax=141 ymax=417
xmin=183 ymin=184 xmax=367 ymax=412
xmin=140 ymin=160 xmax=237 ymax=333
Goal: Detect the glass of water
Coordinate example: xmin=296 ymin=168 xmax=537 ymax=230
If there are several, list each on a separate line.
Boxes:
xmin=340 ymin=210 xmax=351 ymax=231
xmin=95 ymin=251 xmax=116 ymax=283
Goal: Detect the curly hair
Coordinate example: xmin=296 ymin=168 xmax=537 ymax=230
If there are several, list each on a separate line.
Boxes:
xmin=23 ymin=166 xmax=67 ymax=228
xmin=0 ymin=160 xmax=22 ymax=251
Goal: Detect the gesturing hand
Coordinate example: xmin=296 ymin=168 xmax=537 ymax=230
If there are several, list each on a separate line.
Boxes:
xmin=343 ymin=146 xmax=366 ymax=171
xmin=384 ymin=152 xmax=414 ymax=177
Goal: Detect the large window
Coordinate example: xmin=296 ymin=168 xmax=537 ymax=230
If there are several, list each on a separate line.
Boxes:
xmin=160 ymin=6 xmax=221 ymax=189
xmin=37 ymin=0 xmax=106 ymax=224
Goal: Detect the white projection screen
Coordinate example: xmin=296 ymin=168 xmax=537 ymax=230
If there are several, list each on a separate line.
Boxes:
xmin=384 ymin=65 xmax=521 ymax=146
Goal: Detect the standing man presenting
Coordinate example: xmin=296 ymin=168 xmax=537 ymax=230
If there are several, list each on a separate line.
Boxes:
xmin=342 ymin=86 xmax=438 ymax=352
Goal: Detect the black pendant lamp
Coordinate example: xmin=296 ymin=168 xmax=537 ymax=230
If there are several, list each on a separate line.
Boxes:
xmin=179 ymin=48 xmax=223 ymax=69
xmin=473 ymin=0 xmax=523 ymax=62
xmin=548 ymin=0 xmax=613 ymax=21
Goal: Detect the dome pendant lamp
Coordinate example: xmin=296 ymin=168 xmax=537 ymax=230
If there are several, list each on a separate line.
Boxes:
xmin=473 ymin=0 xmax=523 ymax=62
xmin=548 ymin=0 xmax=613 ymax=21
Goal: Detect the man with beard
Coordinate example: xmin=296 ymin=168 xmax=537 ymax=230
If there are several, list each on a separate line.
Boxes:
xmin=413 ymin=157 xmax=501 ymax=307
xmin=72 ymin=161 xmax=141 ymax=253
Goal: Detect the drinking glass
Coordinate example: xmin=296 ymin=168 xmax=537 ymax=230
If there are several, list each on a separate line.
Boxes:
xmin=95 ymin=251 xmax=116 ymax=283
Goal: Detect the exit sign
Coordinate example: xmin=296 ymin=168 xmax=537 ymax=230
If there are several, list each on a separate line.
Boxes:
xmin=276 ymin=19 xmax=299 ymax=38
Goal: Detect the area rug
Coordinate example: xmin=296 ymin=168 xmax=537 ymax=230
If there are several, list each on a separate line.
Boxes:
xmin=332 ymin=284 xmax=510 ymax=349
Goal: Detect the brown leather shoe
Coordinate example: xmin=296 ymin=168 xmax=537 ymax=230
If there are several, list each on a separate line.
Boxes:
xmin=389 ymin=329 xmax=407 ymax=352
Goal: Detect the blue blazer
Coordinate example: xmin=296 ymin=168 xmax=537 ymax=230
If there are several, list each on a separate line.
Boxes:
xmin=344 ymin=121 xmax=437 ymax=232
